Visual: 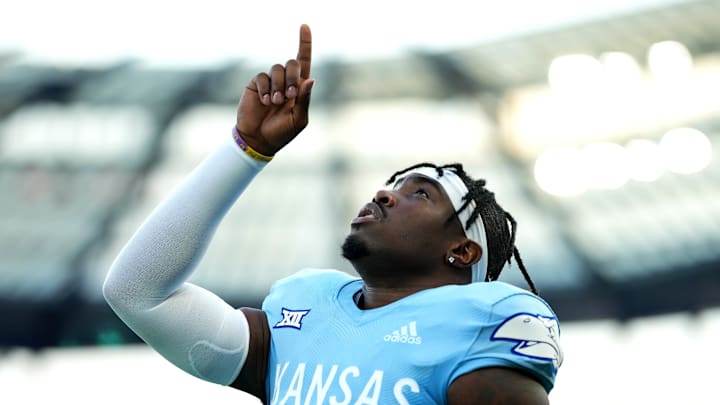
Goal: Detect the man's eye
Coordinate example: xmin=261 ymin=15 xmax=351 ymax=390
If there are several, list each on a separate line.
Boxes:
xmin=415 ymin=188 xmax=430 ymax=198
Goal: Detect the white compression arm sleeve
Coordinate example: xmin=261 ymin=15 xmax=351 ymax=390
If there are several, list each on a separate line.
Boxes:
xmin=102 ymin=137 xmax=265 ymax=386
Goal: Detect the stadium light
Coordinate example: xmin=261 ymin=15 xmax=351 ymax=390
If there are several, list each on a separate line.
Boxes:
xmin=533 ymin=129 xmax=714 ymax=197
xmin=659 ymin=127 xmax=713 ymax=174
xmin=625 ymin=139 xmax=664 ymax=182
xmin=648 ymin=41 xmax=693 ymax=85
xmin=599 ymin=51 xmax=643 ymax=88
xmin=533 ymin=147 xmax=588 ymax=197
xmin=580 ymin=142 xmax=630 ymax=189
xmin=548 ymin=54 xmax=604 ymax=97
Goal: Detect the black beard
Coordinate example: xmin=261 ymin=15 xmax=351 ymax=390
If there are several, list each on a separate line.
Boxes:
xmin=341 ymin=234 xmax=370 ymax=261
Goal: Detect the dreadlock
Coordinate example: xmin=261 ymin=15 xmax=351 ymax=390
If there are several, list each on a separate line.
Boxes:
xmin=385 ymin=162 xmax=538 ymax=295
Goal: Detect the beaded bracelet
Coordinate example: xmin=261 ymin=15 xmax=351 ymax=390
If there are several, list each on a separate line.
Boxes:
xmin=232 ymin=127 xmax=274 ymax=163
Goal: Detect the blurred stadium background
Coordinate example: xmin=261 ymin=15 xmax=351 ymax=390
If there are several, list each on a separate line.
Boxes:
xmin=2 ymin=0 xmax=720 ymax=403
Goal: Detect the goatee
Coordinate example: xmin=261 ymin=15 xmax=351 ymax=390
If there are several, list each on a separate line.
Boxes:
xmin=341 ymin=234 xmax=370 ymax=261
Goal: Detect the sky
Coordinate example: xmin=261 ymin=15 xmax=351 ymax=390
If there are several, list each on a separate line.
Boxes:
xmin=0 ymin=0 xmax=684 ymax=67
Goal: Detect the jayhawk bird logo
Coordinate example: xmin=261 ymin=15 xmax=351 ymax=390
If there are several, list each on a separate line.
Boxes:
xmin=492 ymin=313 xmax=564 ymax=368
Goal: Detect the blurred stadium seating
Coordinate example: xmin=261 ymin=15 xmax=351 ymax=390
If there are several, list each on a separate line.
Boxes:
xmin=1 ymin=0 xmax=720 ymax=350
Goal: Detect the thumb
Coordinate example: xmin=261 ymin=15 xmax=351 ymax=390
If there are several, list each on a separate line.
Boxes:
xmin=293 ymin=78 xmax=315 ymax=130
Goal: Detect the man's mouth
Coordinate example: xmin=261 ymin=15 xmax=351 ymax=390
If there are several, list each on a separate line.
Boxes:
xmin=351 ymin=202 xmax=383 ymax=225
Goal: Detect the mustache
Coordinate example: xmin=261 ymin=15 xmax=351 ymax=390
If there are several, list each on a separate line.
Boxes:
xmin=370 ymin=200 xmax=387 ymax=218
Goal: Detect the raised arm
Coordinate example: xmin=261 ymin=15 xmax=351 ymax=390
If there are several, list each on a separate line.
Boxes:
xmin=102 ymin=24 xmax=313 ymax=400
xmin=237 ymin=23 xmax=313 ymax=155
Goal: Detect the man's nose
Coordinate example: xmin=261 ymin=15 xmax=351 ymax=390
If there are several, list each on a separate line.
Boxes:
xmin=373 ymin=189 xmax=396 ymax=207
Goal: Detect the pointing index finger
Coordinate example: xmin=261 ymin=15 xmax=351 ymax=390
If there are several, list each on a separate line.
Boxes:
xmin=297 ymin=24 xmax=312 ymax=80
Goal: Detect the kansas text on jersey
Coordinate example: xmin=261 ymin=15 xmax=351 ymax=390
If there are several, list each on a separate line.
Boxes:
xmin=262 ymin=269 xmax=563 ymax=405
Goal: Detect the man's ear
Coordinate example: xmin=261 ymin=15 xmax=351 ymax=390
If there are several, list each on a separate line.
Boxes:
xmin=447 ymin=239 xmax=482 ymax=268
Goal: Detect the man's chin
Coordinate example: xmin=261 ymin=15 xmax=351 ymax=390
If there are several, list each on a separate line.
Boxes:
xmin=341 ymin=234 xmax=370 ymax=261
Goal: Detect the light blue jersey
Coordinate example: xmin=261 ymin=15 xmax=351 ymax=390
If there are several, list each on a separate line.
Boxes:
xmin=262 ymin=269 xmax=563 ymax=405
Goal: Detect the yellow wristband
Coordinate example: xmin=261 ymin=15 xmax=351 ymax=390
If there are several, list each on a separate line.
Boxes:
xmin=232 ymin=127 xmax=273 ymax=163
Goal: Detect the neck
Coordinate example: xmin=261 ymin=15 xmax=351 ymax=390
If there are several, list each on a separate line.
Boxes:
xmin=353 ymin=263 xmax=470 ymax=310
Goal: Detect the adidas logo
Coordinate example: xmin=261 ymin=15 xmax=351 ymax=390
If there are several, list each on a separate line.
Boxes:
xmin=383 ymin=321 xmax=422 ymax=344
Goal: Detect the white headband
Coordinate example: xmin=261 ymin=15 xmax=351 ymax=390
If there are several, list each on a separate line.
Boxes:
xmin=403 ymin=167 xmax=489 ymax=282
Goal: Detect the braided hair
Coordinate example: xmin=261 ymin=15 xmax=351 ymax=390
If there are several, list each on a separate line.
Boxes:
xmin=385 ymin=162 xmax=538 ymax=294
